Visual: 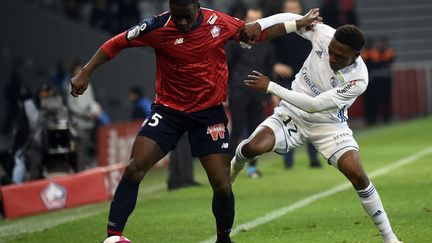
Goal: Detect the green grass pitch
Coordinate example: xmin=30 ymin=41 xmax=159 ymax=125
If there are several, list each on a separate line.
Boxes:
xmin=1 ymin=117 xmax=431 ymax=242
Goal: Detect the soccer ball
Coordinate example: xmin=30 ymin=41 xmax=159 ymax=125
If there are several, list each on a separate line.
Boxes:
xmin=103 ymin=236 xmax=131 ymax=243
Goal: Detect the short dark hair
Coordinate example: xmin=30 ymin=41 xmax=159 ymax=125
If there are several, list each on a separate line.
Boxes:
xmin=169 ymin=0 xmax=198 ymax=6
xmin=334 ymin=25 xmax=365 ymax=52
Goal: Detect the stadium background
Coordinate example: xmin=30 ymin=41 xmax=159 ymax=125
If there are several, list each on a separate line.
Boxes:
xmin=1 ymin=0 xmax=431 ymax=126
xmin=0 ymin=0 xmax=431 ymax=242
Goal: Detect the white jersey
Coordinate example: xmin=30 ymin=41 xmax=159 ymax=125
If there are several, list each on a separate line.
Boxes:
xmin=255 ymin=14 xmax=368 ymax=162
xmin=283 ymin=23 xmax=369 ymax=123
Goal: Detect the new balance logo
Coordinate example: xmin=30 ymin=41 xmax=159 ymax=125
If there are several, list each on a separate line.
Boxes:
xmin=207 ymin=123 xmax=225 ymax=141
xmin=174 ymin=38 xmax=184 ymax=45
xmin=373 ymin=210 xmax=383 ymax=217
xmin=221 ymin=143 xmax=229 ymax=149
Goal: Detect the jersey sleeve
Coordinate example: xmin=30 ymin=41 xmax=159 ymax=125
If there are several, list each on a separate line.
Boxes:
xmin=255 ymin=13 xmax=333 ymax=43
xmin=101 ymin=15 xmax=167 ymax=58
xmin=327 ymin=79 xmax=367 ymax=109
xmin=221 ymin=13 xmax=269 ymax=43
xmin=297 ymin=23 xmax=335 ymax=42
xmin=218 ymin=12 xmax=245 ymax=42
xmin=267 ymin=79 xmax=367 ymax=113
xmin=257 ymin=12 xmax=303 ymax=29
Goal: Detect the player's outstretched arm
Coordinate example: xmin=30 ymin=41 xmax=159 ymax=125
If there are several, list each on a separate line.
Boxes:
xmin=240 ymin=8 xmax=322 ymax=43
xmin=244 ymin=70 xmax=332 ymax=112
xmin=70 ymin=49 xmax=109 ymax=97
xmin=245 ymin=71 xmax=366 ymax=113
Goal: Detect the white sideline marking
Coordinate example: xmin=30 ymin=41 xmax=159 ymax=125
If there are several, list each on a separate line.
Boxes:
xmin=201 ymin=147 xmax=432 ymax=243
xmin=0 ymin=184 xmax=165 ymax=239
xmin=1 ymin=147 xmax=431 ymax=241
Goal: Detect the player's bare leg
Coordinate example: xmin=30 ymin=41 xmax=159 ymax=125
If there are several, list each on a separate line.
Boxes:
xmin=230 ymin=126 xmax=275 ymax=184
xmin=107 ymin=136 xmax=165 ymax=237
xmin=123 ymin=137 xmax=166 ymax=182
xmin=200 ymin=153 xmax=234 ymax=243
xmin=337 ymin=150 xmax=402 ymax=243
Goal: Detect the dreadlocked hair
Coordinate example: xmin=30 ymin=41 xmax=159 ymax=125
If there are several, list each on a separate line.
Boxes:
xmin=169 ymin=0 xmax=198 ymax=6
xmin=334 ymin=25 xmax=365 ymax=52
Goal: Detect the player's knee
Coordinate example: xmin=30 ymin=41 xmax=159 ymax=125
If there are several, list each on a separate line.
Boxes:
xmin=123 ymin=157 xmax=150 ymax=182
xmin=124 ymin=167 xmax=145 ymax=183
xmin=348 ymin=170 xmax=369 ymax=189
xmin=212 ymin=179 xmax=231 ymax=195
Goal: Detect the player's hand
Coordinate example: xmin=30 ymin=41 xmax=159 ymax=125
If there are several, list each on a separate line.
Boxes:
xmin=244 ymin=70 xmax=270 ymax=93
xmin=297 ymin=8 xmax=322 ymax=31
xmin=239 ymin=22 xmax=262 ymax=44
xmin=70 ymin=70 xmax=90 ymax=97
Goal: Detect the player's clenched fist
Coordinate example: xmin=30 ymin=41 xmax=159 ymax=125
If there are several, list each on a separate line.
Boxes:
xmin=239 ymin=22 xmax=262 ymax=44
xmin=297 ymin=8 xmax=322 ymax=31
xmin=70 ymin=70 xmax=90 ymax=97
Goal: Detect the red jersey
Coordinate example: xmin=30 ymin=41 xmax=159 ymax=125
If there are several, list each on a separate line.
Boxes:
xmin=101 ymin=8 xmax=245 ymax=112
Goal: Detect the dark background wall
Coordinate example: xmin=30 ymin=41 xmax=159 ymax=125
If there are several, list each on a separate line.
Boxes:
xmin=0 ymin=0 xmax=156 ymax=124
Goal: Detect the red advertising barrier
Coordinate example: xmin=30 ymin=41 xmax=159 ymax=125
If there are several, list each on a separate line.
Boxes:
xmin=103 ymin=163 xmax=126 ymax=198
xmin=97 ymin=120 xmax=143 ymax=167
xmin=1 ymin=168 xmax=108 ymax=219
xmin=0 ymin=164 xmax=127 ymax=219
xmin=97 ymin=120 xmax=168 ymax=168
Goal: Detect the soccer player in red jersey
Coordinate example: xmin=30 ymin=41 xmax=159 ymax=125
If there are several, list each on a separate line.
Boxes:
xmin=71 ymin=1 xmax=245 ymax=242
xmin=71 ymin=0 xmax=319 ymax=241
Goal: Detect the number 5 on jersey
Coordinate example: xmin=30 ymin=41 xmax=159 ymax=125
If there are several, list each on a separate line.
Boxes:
xmin=148 ymin=113 xmax=163 ymax=127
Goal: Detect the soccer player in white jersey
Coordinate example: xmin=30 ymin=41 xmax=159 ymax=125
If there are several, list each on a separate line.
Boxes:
xmin=230 ymin=8 xmax=402 ymax=243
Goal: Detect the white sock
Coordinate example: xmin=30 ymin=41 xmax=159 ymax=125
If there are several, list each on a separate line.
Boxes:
xmin=357 ymin=183 xmax=398 ymax=242
xmin=235 ymin=140 xmax=257 ymax=165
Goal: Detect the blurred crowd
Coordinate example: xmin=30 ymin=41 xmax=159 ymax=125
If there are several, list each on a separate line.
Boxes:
xmin=1 ymin=0 xmax=396 ymax=185
xmin=21 ymin=0 xmax=360 ymax=34
xmin=22 ymin=0 xmax=218 ymax=34
xmin=0 ymin=58 xmax=111 ymax=185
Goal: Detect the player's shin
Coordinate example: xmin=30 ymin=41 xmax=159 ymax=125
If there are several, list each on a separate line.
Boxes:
xmin=230 ymin=140 xmax=258 ymax=184
xmin=357 ymin=183 xmax=400 ymax=242
xmin=107 ymin=176 xmax=140 ymax=237
xmin=212 ymin=191 xmax=235 ymax=243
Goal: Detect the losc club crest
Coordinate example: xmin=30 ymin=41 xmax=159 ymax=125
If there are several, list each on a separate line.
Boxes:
xmin=40 ymin=182 xmax=67 ymax=210
xmin=210 ymin=25 xmax=221 ymax=38
xmin=330 ymin=77 xmax=338 ymax=87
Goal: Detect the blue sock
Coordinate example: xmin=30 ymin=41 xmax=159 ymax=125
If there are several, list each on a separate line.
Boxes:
xmin=212 ymin=191 xmax=235 ymax=237
xmin=107 ymin=176 xmax=140 ymax=237
xmin=248 ymin=166 xmax=257 ymax=175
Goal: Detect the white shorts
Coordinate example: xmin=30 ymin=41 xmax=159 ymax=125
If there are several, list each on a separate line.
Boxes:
xmin=258 ymin=105 xmax=359 ymax=167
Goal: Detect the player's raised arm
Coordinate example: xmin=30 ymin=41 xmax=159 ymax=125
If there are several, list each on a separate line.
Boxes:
xmin=70 ymin=16 xmax=160 ymax=98
xmin=70 ymin=31 xmax=142 ymax=98
xmin=70 ymin=49 xmax=109 ymax=97
xmin=240 ymin=8 xmax=322 ymax=43
xmin=70 ymin=31 xmax=131 ymax=98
